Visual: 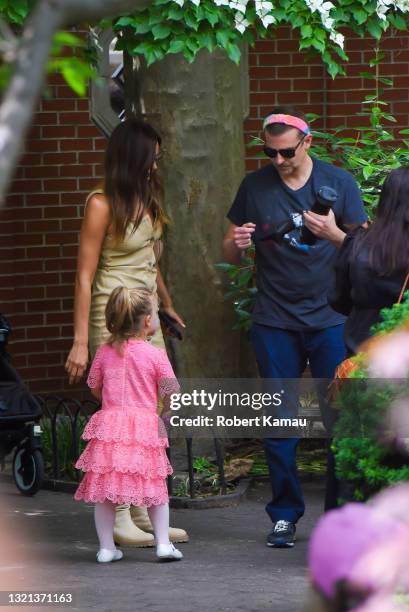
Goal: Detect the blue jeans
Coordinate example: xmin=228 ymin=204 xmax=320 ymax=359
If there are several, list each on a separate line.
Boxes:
xmin=250 ymin=323 xmax=346 ymax=524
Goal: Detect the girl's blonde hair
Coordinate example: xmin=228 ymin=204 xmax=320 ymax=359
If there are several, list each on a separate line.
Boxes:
xmin=105 ymin=286 xmax=153 ymax=347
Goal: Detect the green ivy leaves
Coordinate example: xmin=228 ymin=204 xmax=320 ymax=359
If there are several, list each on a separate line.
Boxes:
xmin=107 ymin=0 xmax=409 ymax=77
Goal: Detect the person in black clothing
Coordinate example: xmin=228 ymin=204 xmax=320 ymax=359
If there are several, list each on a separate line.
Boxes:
xmin=326 ymin=167 xmax=409 ymax=511
xmin=329 ymin=166 xmax=409 ymax=356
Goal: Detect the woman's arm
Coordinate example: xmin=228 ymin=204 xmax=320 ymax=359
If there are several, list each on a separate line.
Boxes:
xmin=65 ymin=194 xmax=110 ymax=384
xmin=156 ymin=265 xmax=186 ymax=328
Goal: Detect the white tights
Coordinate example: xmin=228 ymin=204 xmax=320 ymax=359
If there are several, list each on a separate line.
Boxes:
xmin=147 ymin=503 xmax=170 ymax=546
xmin=94 ymin=501 xmax=170 ymax=550
xmin=94 ymin=500 xmax=116 ymax=551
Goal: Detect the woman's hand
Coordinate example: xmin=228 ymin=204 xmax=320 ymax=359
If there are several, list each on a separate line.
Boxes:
xmin=65 ymin=341 xmax=89 ymax=385
xmin=160 ymin=305 xmax=186 ymax=328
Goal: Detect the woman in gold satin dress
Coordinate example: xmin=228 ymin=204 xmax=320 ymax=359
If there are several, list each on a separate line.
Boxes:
xmin=65 ymin=118 xmax=188 ymax=547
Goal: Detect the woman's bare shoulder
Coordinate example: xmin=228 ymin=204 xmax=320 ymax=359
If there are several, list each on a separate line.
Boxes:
xmin=84 ymin=191 xmax=110 ymax=224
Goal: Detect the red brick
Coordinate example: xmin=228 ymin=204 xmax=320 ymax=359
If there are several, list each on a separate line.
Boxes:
xmin=77 ymin=126 xmax=100 ymax=138
xmin=14 ymin=285 xmax=45 ymax=300
xmin=29 ymin=299 xmax=60 ymax=313
xmin=0 ymin=246 xmax=25 ymax=260
xmin=26 ymin=246 xmax=60 ymax=259
xmin=43 ymin=178 xmax=77 ymax=191
xmin=59 ymin=112 xmax=90 ymax=124
xmin=42 ymin=125 xmax=76 ymax=139
xmin=60 ymin=192 xmax=87 ymax=206
xmin=19 ymin=152 xmax=42 ymax=166
xmin=94 ymin=139 xmax=107 ymax=150
xmin=25 ymin=219 xmax=61 ymax=233
xmin=0 ymin=287 xmax=15 ymax=301
xmin=78 ymin=151 xmax=105 ymax=164
xmin=46 ymin=311 xmax=73 ymax=325
xmin=25 ymin=165 xmax=59 ymax=179
xmin=61 ymin=245 xmax=78 ymax=257
xmin=23 ymin=272 xmax=60 ymax=286
xmin=27 ymin=139 xmax=58 ymax=153
xmin=76 ymin=99 xmax=89 ymax=111
xmin=60 ymin=272 xmax=76 ymax=284
xmin=59 ymin=164 xmax=93 ymax=177
xmin=46 ymin=285 xmax=74 ymax=298
xmin=13 ymin=260 xmax=44 ymax=274
xmin=16 ymin=366 xmax=45 ymax=380
xmin=26 ymin=193 xmax=58 ymax=206
xmin=14 ymin=233 xmax=44 ymax=246
xmin=259 ymin=79 xmax=292 ymax=92
xmin=42 ymin=99 xmax=76 ymax=112
xmin=33 ymin=112 xmax=58 ymax=125
xmin=13 ymin=340 xmax=46 ymax=354
xmin=45 ymin=232 xmax=78 ymax=245
xmin=79 ymin=178 xmax=100 ymax=190
xmin=62 ymin=217 xmax=82 ymax=234
xmin=43 ymin=152 xmax=77 ymax=165
xmin=10 ymin=179 xmax=42 ymax=193
xmin=29 ymin=325 xmax=59 ymax=339
xmin=12 ymin=354 xmax=27 ymax=368
xmin=11 ymin=313 xmax=44 ymax=327
xmin=45 ymin=259 xmax=76 ymax=271
xmin=56 ymin=85 xmax=79 ymax=98
xmin=61 ymin=139 xmax=92 ymax=151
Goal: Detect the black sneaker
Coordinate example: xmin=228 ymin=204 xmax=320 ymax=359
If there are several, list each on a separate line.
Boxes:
xmin=266 ymin=520 xmax=296 ymax=548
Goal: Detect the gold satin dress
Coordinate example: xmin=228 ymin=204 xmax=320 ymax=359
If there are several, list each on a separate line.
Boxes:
xmin=86 ymin=190 xmax=165 ymax=359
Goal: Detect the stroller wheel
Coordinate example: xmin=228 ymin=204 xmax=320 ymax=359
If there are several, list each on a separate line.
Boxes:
xmin=13 ymin=448 xmax=44 ymax=496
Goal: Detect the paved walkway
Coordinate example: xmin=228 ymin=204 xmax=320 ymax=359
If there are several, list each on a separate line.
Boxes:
xmin=0 ymin=476 xmax=324 ymax=612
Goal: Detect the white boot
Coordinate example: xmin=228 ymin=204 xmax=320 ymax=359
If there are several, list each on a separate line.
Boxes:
xmin=130 ymin=505 xmax=189 ymax=543
xmin=113 ymin=505 xmax=155 ymax=547
xmin=156 ymin=543 xmax=183 ymax=561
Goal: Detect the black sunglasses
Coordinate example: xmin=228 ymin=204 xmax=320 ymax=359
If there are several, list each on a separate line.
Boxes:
xmin=263 ymin=136 xmax=306 ymax=159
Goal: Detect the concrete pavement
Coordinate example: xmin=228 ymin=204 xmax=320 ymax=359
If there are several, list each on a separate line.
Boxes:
xmin=0 ymin=476 xmax=324 ymax=612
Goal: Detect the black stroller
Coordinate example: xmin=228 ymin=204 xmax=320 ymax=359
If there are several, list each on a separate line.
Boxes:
xmin=0 ymin=314 xmax=44 ymax=495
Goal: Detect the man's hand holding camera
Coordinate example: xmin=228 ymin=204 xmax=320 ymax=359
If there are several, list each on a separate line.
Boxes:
xmin=303 ymin=209 xmax=345 ymax=248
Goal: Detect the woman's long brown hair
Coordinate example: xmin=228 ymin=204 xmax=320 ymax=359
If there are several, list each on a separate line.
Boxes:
xmin=104 ymin=118 xmax=168 ymax=244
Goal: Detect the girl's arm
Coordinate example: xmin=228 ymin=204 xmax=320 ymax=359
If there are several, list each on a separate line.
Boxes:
xmin=65 ymin=194 xmax=110 ymax=384
xmin=90 ymin=387 xmax=102 ymax=401
xmin=156 ymin=265 xmax=186 ymax=328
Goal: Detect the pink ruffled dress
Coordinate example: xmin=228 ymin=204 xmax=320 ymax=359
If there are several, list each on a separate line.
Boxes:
xmin=74 ymin=339 xmax=178 ymax=507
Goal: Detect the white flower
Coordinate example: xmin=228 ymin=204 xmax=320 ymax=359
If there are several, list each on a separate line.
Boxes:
xmin=330 ymin=31 xmax=345 ymax=48
xmin=235 ymin=11 xmax=250 ymax=33
xmin=190 ymin=0 xmax=201 ymax=5
xmin=171 ymin=0 xmax=185 ymax=6
xmin=397 ymin=0 xmax=409 ymax=10
xmin=260 ymin=13 xmax=276 ymax=27
xmin=213 ymin=0 xmax=231 ymax=6
xmin=322 ymin=16 xmax=335 ymax=29
xmin=255 ymin=0 xmax=274 ymax=16
xmin=229 ymin=0 xmax=249 ymax=13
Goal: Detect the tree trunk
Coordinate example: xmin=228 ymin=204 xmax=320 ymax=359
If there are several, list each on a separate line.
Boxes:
xmin=141 ymin=49 xmax=249 ymax=378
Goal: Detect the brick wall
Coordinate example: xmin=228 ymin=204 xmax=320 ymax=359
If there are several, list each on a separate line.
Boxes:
xmin=0 ymin=74 xmax=105 ymax=396
xmin=245 ymin=26 xmax=409 ymax=170
xmin=1 ymin=27 xmax=408 ymax=396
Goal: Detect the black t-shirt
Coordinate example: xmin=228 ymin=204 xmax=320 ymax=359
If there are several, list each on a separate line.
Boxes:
xmin=227 ymin=158 xmax=367 ymax=331
xmin=329 ymin=229 xmax=408 ymax=355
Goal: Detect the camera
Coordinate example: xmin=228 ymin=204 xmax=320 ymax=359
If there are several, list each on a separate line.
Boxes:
xmin=300 ymin=186 xmax=338 ymax=245
xmin=261 ymin=186 xmax=338 ymax=247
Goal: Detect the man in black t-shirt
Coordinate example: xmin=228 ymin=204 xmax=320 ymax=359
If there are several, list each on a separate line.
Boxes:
xmin=223 ymin=106 xmax=367 ymax=548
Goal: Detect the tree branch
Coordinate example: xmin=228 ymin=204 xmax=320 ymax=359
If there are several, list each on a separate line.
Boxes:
xmin=0 ymin=0 xmax=151 ymax=205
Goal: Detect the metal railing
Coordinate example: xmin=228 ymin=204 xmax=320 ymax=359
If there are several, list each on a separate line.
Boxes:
xmin=35 ymin=395 xmax=227 ymax=498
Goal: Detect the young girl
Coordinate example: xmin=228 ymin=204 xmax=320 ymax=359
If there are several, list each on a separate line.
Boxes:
xmin=74 ymin=286 xmax=183 ymax=563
